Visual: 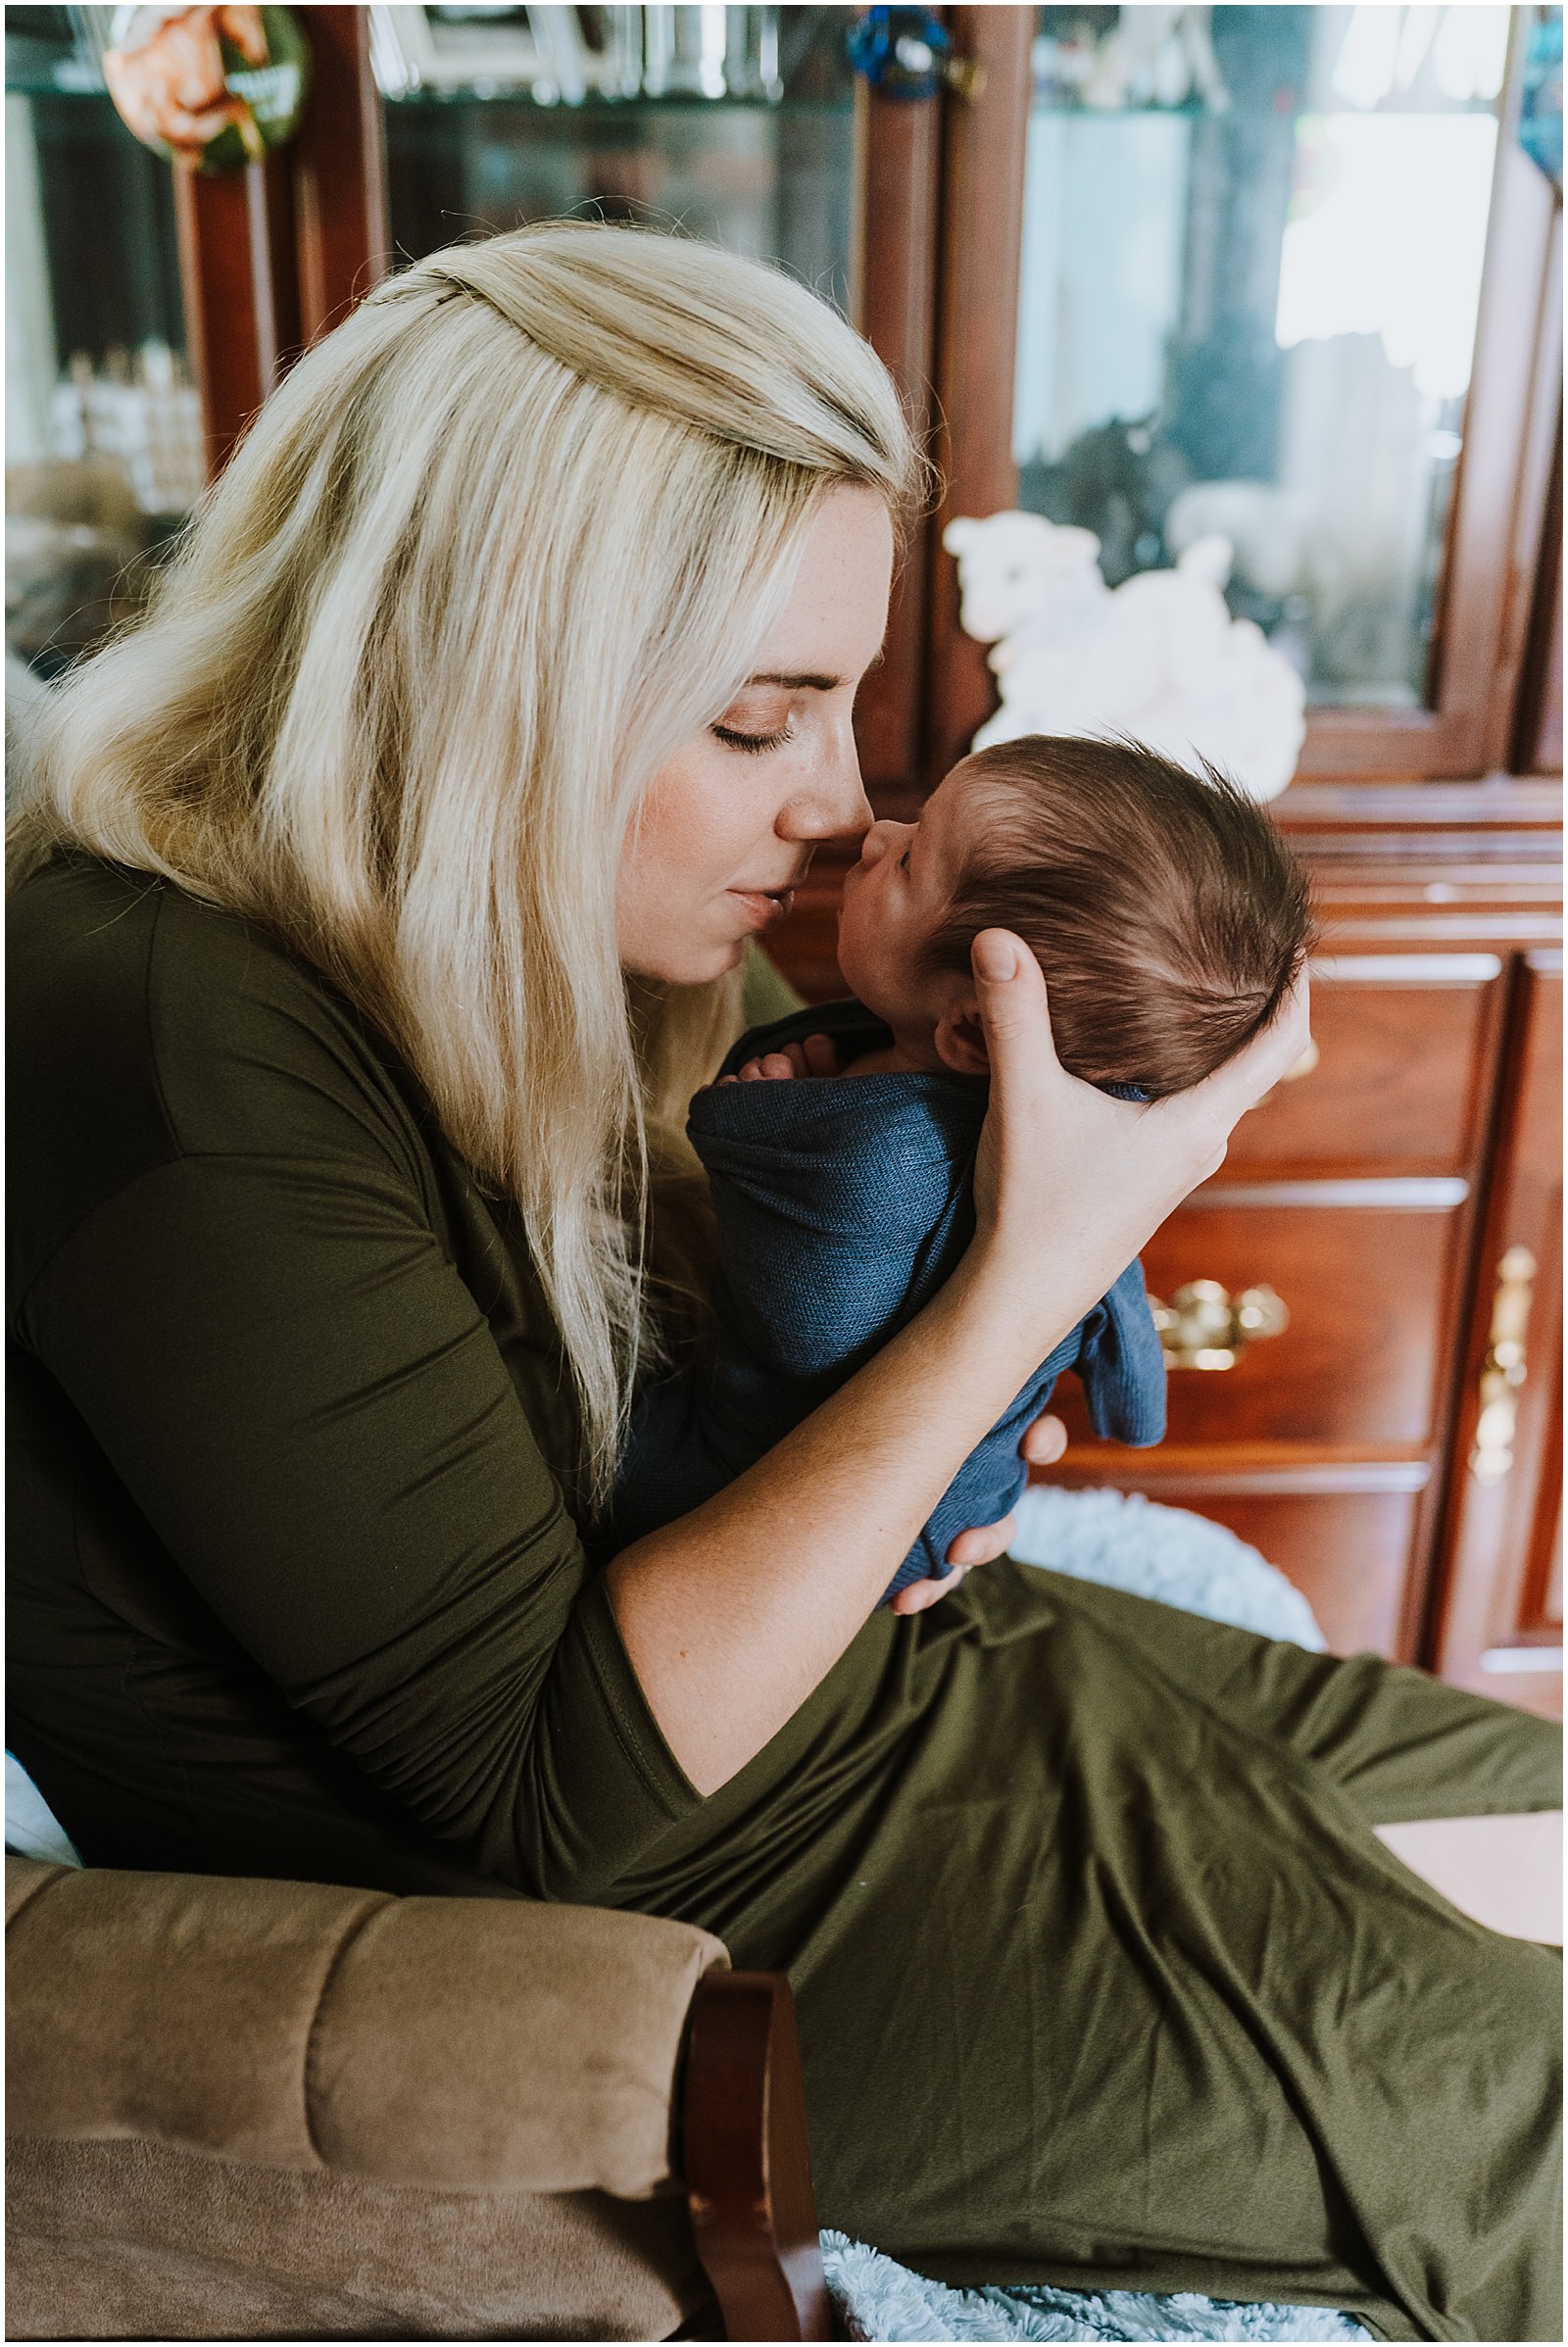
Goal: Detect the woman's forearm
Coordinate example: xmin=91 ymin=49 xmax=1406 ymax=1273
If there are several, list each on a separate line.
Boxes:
xmin=604 ymin=1250 xmax=1071 ymax=1792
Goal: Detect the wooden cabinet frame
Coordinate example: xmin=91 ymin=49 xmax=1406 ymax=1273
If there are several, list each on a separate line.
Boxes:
xmin=1428 ymin=950 xmax=1563 ymax=1710
xmin=851 ymin=69 xmax=945 ymax=800
xmin=175 ymin=7 xmax=389 ymax=471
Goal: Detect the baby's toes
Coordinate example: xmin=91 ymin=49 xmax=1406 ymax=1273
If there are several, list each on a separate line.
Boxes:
xmin=760 ymin=1051 xmax=797 ymax=1080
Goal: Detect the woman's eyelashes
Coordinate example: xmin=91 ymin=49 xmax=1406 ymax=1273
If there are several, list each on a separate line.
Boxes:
xmin=711 ymin=720 xmax=795 ymax=757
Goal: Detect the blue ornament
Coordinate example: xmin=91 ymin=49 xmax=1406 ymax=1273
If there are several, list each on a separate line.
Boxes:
xmin=846 ymin=7 xmax=953 ymax=101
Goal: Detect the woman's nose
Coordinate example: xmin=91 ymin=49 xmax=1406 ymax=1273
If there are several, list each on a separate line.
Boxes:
xmin=779 ymin=723 xmax=872 ymax=844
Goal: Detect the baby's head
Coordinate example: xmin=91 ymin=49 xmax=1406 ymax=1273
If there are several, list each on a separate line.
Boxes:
xmin=836 ymin=736 xmax=1312 ymax=1096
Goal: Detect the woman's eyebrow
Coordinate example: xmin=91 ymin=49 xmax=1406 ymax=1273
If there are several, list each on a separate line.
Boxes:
xmin=744 ymin=670 xmax=845 ymax=691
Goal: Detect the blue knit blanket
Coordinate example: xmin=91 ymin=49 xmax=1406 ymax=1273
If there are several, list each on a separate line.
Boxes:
xmin=612 ymin=1001 xmax=1165 ymax=1601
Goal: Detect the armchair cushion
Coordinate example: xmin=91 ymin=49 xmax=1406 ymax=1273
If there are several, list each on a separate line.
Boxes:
xmin=7 ymin=1859 xmax=731 ymax=2341
xmin=7 ymin=1858 xmax=726 ymax=2196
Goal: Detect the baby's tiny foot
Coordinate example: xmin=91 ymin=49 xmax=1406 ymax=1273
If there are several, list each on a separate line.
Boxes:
xmin=738 ymin=1050 xmax=800 ymax=1081
xmin=718 ymin=1036 xmax=838 ymax=1086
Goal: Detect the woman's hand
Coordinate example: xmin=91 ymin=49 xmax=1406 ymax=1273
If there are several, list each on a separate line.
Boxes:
xmin=888 ymin=958 xmax=1311 ymax=1628
xmin=888 ymin=1409 xmax=1068 ymax=1615
xmin=968 ymin=930 xmax=1309 ymax=1318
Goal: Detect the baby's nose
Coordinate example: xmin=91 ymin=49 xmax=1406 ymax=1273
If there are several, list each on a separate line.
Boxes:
xmin=860 ymin=820 xmax=905 ymax=866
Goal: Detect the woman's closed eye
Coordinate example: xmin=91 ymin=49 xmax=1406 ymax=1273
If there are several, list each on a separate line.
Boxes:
xmin=712 ymin=721 xmax=795 ymax=757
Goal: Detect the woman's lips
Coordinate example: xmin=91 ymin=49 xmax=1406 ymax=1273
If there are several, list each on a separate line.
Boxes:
xmin=729 ymin=887 xmax=796 ymax=932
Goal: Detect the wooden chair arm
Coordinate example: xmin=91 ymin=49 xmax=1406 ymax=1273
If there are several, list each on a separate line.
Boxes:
xmin=683 ymin=1972 xmax=833 ymax=2342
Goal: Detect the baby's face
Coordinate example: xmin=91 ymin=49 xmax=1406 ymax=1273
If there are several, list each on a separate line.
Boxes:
xmin=837 ymin=761 xmax=978 ymax=1034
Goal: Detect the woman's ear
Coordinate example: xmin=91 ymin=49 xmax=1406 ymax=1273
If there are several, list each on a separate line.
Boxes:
xmin=933 ymin=996 xmax=991 ymax=1075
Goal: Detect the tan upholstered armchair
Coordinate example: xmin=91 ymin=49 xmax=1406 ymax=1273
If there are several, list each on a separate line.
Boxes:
xmin=6 ymin=1858 xmax=831 ymax=2341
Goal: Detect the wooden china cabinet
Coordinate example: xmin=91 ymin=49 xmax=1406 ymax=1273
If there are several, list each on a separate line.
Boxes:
xmin=107 ymin=4 xmax=1565 ymax=1707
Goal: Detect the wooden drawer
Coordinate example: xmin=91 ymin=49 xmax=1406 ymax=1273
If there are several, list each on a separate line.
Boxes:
xmin=1227 ymin=954 xmax=1504 ymax=1174
xmin=1054 ymin=1188 xmax=1471 ymax=1450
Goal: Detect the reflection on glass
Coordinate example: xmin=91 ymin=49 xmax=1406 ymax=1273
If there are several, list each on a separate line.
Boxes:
xmin=380 ymin=6 xmax=854 ymax=313
xmin=6 ymin=8 xmax=199 ymax=701
xmin=1013 ymin=4 xmax=1509 ymax=709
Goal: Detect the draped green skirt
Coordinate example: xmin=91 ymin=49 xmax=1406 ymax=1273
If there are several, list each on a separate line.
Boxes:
xmin=634 ymin=1565 xmax=1561 ymax=2343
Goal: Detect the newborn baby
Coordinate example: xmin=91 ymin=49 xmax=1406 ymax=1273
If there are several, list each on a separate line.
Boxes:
xmin=612 ymin=735 xmax=1312 ymax=1605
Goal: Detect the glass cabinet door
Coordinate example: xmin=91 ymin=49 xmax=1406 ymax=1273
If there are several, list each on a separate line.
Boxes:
xmin=372 ymin=6 xmax=858 ymax=309
xmin=1012 ymin=5 xmax=1511 ymax=715
xmin=920 ymin=1 xmax=1557 ymax=786
xmin=6 ymin=7 xmax=203 ymax=697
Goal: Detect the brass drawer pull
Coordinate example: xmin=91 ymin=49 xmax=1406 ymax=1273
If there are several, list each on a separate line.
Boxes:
xmin=1148 ymin=1280 xmax=1290 ymax=1371
xmin=1469 ymin=1246 xmax=1537 ymax=1487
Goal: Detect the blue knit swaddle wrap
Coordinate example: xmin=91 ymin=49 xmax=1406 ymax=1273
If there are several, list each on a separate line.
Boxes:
xmin=612 ymin=1001 xmax=1166 ymax=1604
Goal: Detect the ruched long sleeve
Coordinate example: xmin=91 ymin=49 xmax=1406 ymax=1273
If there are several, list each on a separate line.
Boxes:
xmin=8 ymin=856 xmax=699 ymax=1898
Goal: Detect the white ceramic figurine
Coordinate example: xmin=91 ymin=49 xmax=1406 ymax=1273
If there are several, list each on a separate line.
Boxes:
xmin=943 ymin=509 xmax=1306 ymax=803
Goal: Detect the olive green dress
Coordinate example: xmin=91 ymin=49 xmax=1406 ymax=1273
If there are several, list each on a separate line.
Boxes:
xmin=9 ymin=857 xmax=1560 ymax=2343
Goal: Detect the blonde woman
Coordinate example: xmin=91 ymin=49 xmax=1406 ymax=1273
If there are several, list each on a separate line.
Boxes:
xmin=9 ymin=225 xmax=1558 ymax=2341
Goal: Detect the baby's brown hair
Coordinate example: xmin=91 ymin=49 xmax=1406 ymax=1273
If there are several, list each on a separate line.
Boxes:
xmin=920 ymin=737 xmax=1313 ymax=1099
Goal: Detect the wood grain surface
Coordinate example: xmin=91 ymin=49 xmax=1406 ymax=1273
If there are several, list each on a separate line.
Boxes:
xmin=923 ymin=4 xmax=1033 ymax=787
xmin=291 ymin=5 xmax=391 ymax=344
xmin=174 ymin=156 xmax=298 ymax=473
xmin=1061 ymin=1201 xmax=1470 ymax=1450
xmin=1225 ymin=961 xmax=1506 ymax=1175
xmin=683 ymin=1972 xmax=832 ymax=2343
xmin=853 ymin=74 xmax=942 ymax=806
xmin=1429 ymin=954 xmax=1563 ymax=1713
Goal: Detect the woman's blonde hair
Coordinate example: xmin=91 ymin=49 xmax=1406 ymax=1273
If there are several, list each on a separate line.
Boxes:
xmin=13 ymin=221 xmax=922 ymax=1506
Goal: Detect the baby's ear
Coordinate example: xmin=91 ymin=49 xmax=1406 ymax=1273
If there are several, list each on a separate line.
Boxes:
xmin=933 ymin=998 xmax=991 ymax=1076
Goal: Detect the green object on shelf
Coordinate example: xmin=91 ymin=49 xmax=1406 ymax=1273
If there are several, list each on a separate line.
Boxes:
xmin=106 ymin=5 xmax=310 ymax=175
xmin=204 ymin=6 xmax=310 ymax=171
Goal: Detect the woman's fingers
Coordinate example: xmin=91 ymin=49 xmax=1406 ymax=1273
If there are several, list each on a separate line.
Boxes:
xmin=1019 ymin=1412 xmax=1068 ymax=1467
xmin=1185 ymin=971 xmax=1312 ymax=1126
xmin=1137 ymin=974 xmax=1311 ymax=1196
xmin=890 ymin=1563 xmax=967 ymax=1616
xmin=967 ymin=924 xmax=1240 ymax=1311
xmin=970 ymin=928 xmax=1060 ymax=1098
xmin=967 ymin=929 xmax=1080 ymax=1251
xmin=946 ymin=1514 xmax=1016 ymax=1568
xmin=884 ymin=1510 xmax=1022 ymax=1621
